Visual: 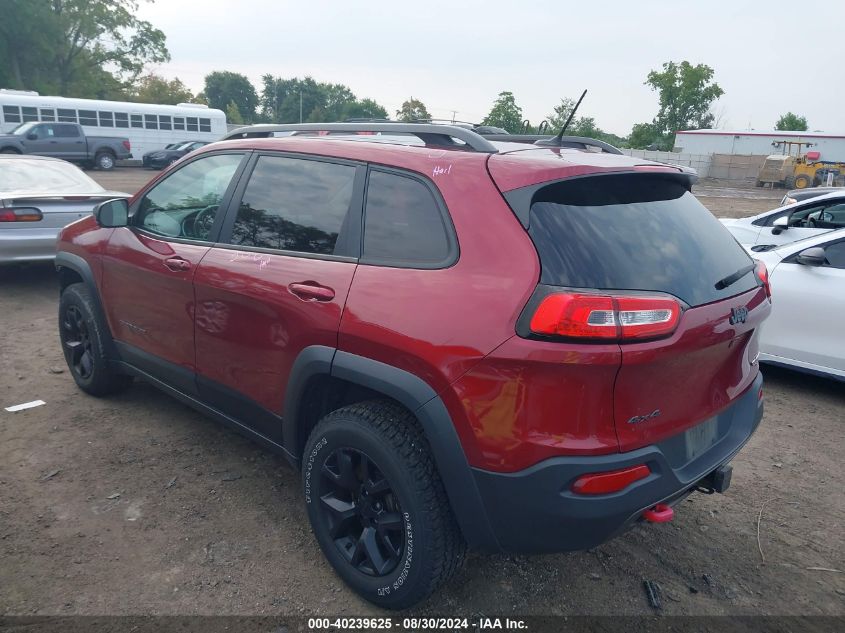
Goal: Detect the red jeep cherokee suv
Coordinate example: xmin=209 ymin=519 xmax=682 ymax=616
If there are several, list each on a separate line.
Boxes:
xmin=55 ymin=123 xmax=770 ymax=609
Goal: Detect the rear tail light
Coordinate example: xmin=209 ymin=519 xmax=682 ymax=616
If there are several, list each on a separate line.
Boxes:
xmin=572 ymin=464 xmax=651 ymax=495
xmin=530 ymin=292 xmax=681 ymax=341
xmin=754 ymin=260 xmax=771 ymax=300
xmin=0 ymin=207 xmax=43 ymax=222
xmin=122 ymin=140 xmax=131 ymax=151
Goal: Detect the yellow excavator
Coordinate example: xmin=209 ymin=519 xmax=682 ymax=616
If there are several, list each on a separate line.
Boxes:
xmin=756 ymin=141 xmax=845 ymax=189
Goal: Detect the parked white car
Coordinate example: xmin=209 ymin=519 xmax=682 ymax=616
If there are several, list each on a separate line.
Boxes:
xmin=720 ymin=191 xmax=845 ymax=249
xmin=752 ymin=229 xmax=845 ymax=381
xmin=0 ymin=155 xmax=130 ymax=264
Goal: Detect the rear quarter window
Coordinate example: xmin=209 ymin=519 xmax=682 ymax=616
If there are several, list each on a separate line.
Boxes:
xmin=361 ymin=169 xmax=456 ymax=268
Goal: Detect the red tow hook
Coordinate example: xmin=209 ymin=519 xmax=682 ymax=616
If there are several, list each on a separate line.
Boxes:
xmin=643 ymin=503 xmax=674 ymax=523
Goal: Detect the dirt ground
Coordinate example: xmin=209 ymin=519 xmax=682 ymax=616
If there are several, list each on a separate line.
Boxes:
xmin=1 ymin=171 xmax=843 ymax=617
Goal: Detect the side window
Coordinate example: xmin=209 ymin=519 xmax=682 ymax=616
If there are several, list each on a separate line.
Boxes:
xmin=753 ymin=209 xmax=788 ymax=227
xmin=33 ymin=124 xmax=55 ymax=139
xmin=130 ymin=114 xmax=143 ymax=128
xmin=40 ymin=108 xmax=56 ymax=121
xmin=136 ymin=154 xmax=243 ymax=241
xmin=55 ymin=124 xmax=80 ymax=138
xmin=78 ymin=110 xmax=97 ymax=126
xmin=115 ymin=112 xmax=129 ymax=128
xmin=98 ymin=111 xmax=114 ymax=127
xmin=3 ymin=106 xmax=21 ymax=123
xmin=229 ymin=155 xmax=357 ymax=256
xmin=816 ymin=203 xmax=845 ymax=228
xmin=788 ymin=202 xmax=828 ymax=227
xmin=57 ymin=109 xmax=77 ymax=123
xmin=823 ymin=241 xmax=845 ymax=269
xmin=22 ymin=106 xmax=38 ymax=122
xmin=144 ymin=114 xmax=158 ymax=129
xmin=362 ymin=170 xmax=454 ymax=267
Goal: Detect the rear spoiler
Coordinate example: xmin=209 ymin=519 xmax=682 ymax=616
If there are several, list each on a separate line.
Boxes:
xmin=480 ymin=134 xmax=623 ymax=155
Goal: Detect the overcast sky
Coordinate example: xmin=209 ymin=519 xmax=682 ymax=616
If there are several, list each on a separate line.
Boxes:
xmin=137 ymin=0 xmax=843 ymax=135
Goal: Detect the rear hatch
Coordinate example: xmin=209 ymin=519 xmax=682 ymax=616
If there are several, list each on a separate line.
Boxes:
xmin=502 ymin=170 xmax=770 ymax=451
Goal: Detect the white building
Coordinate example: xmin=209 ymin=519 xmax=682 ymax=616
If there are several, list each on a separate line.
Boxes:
xmin=674 ymin=129 xmax=845 ymax=162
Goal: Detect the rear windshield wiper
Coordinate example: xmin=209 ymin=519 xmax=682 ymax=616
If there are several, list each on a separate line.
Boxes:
xmin=715 ymin=263 xmax=755 ymax=290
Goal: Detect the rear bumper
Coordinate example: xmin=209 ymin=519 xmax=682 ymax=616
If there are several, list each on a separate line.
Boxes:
xmin=0 ymin=229 xmax=59 ymax=263
xmin=470 ymin=372 xmax=764 ymax=553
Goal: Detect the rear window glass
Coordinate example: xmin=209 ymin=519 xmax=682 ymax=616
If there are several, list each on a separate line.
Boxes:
xmin=526 ymin=174 xmax=757 ymax=307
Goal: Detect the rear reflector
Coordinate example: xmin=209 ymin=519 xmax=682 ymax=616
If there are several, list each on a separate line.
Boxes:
xmin=0 ymin=207 xmax=43 ymax=222
xmin=755 ymin=260 xmax=771 ymax=300
xmin=530 ymin=293 xmax=680 ymax=341
xmin=572 ymin=464 xmax=651 ymax=495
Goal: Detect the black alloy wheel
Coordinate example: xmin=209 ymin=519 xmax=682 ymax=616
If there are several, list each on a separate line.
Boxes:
xmin=319 ymin=447 xmax=405 ymax=577
xmin=302 ymin=401 xmax=465 ymax=609
xmin=58 ymin=283 xmax=132 ymax=396
xmin=62 ymin=304 xmax=94 ymax=380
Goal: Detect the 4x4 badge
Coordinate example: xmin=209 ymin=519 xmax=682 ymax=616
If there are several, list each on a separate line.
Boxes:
xmin=730 ymin=306 xmax=749 ymax=325
xmin=627 ymin=409 xmax=661 ymax=425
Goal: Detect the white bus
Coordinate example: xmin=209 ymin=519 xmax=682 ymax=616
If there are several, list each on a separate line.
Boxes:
xmin=0 ymin=90 xmax=227 ymax=159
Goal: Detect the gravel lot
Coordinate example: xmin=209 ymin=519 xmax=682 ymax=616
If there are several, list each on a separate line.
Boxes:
xmin=1 ymin=170 xmax=842 ymax=617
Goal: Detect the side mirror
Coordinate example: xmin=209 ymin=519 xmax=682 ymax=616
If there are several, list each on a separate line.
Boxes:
xmin=772 ymin=215 xmax=789 ymax=234
xmin=93 ymin=198 xmax=129 ymax=228
xmin=26 ymin=132 xmax=38 ymax=140
xmin=796 ymin=246 xmax=826 ymax=267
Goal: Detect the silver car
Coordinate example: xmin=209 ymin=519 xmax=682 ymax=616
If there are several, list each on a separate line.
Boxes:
xmin=0 ymin=155 xmax=130 ymax=264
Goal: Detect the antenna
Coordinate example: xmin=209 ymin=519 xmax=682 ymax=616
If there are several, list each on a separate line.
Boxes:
xmin=555 ymin=89 xmax=587 ymax=141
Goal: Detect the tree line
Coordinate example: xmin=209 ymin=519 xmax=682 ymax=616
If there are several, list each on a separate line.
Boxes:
xmin=0 ymin=1 xmax=811 ymax=150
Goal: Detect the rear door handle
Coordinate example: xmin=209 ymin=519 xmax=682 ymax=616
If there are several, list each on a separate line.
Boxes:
xmin=164 ymin=257 xmax=191 ymax=272
xmin=288 ymin=282 xmax=335 ymax=302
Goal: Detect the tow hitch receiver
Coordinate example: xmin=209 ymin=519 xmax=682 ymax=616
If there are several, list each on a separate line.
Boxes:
xmin=698 ymin=464 xmax=733 ymax=494
xmin=643 ymin=503 xmax=674 ymax=523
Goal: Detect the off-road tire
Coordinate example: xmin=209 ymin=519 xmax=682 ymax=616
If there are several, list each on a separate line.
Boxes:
xmin=793 ymin=174 xmax=812 ymax=189
xmin=94 ymin=151 xmax=116 ymax=171
xmin=302 ymin=400 xmax=465 ymax=610
xmin=59 ymin=283 xmax=132 ymax=396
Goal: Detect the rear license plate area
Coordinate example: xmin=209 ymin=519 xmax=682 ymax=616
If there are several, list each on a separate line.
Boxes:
xmin=685 ymin=417 xmax=719 ymax=461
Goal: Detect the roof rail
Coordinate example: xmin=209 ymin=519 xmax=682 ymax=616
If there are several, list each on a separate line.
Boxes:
xmin=478 ymin=133 xmax=622 ymax=155
xmin=220 ymin=122 xmax=499 ymax=153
